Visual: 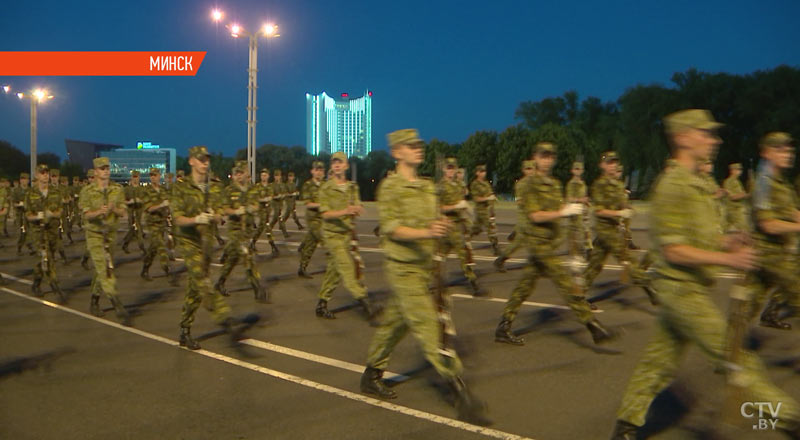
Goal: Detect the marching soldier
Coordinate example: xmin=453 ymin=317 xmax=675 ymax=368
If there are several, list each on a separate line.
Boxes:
xmin=80 ymin=169 xmax=95 ymax=270
xmin=722 ymin=163 xmax=749 ymax=233
xmin=495 ymin=142 xmax=613 ymax=346
xmin=269 ymin=169 xmax=289 ymax=239
xmin=360 ymin=129 xmax=491 ymax=426
xmin=121 ymin=170 xmax=146 ymax=254
xmin=0 ymin=178 xmax=9 ymax=238
xmin=13 ymin=172 xmax=34 ymax=255
xmin=700 ymin=159 xmax=727 ymax=233
xmin=79 ymin=157 xmax=132 ymax=326
xmin=610 ymin=110 xmax=800 ymax=439
xmin=494 ymin=160 xmax=536 ymax=272
xmin=170 ymin=146 xmax=240 ymax=350
xmin=583 ymin=151 xmax=656 ymax=304
xmin=48 ymin=170 xmax=71 ymax=261
xmin=26 ymin=165 xmax=67 ymax=301
xmin=297 ymin=161 xmax=325 ymax=278
xmin=438 ymin=157 xmax=482 ymax=295
xmin=208 ymin=172 xmax=226 ymax=247
xmin=249 ymin=168 xmax=280 ymax=255
xmin=71 ymin=176 xmax=83 ymax=232
xmin=745 ymin=132 xmax=800 ymax=330
xmin=140 ymin=168 xmax=176 ymax=284
xmin=469 ymin=164 xmax=500 ymax=255
xmin=282 ymin=171 xmax=304 ymax=230
xmin=566 ymin=159 xmax=591 ymax=257
xmin=314 ymin=151 xmax=377 ymax=321
xmin=214 ymin=161 xmax=268 ymax=302
xmin=616 ymin=165 xmax=639 ymax=250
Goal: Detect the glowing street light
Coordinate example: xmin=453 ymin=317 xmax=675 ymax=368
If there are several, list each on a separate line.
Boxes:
xmin=3 ymin=86 xmax=55 ymax=178
xmin=2 ymin=85 xmax=10 ymax=94
xmin=211 ymin=9 xmax=223 ymax=22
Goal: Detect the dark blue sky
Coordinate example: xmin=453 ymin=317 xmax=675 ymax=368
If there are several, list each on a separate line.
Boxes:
xmin=1 ymin=0 xmax=799 ymax=160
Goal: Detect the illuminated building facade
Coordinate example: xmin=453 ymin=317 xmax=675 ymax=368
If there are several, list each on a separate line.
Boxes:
xmin=306 ymin=90 xmax=372 ymax=158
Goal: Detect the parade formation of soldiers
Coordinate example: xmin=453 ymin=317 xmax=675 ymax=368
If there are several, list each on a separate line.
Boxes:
xmin=3 ymin=109 xmax=800 ymax=437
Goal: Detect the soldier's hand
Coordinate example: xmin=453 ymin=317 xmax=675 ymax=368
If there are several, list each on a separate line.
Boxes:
xmin=487 ymin=194 xmax=497 ymax=201
xmin=36 ymin=211 xmax=45 ymax=220
xmin=160 ymin=200 xmax=170 ymax=209
xmin=618 ymin=208 xmax=634 ymax=219
xmin=234 ymin=206 xmax=246 ymax=216
xmin=726 ymin=246 xmax=757 ymax=271
xmin=560 ymin=203 xmax=584 ymax=217
xmin=429 ymin=219 xmax=449 ymax=238
xmin=97 ymin=205 xmax=109 ymax=216
xmin=347 ymin=205 xmax=364 ymax=216
xmin=194 ymin=212 xmax=214 ymax=225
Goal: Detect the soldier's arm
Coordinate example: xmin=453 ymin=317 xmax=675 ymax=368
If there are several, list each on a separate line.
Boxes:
xmin=592 ymin=181 xmax=624 ymax=218
xmin=379 ymin=180 xmax=442 ymax=241
xmin=303 ymin=184 xmax=320 ymax=208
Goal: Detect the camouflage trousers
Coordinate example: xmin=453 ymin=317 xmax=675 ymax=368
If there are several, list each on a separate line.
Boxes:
xmin=282 ymin=198 xmax=303 ymax=228
xmin=498 ymin=225 xmax=525 ymax=260
xmin=122 ymin=208 xmax=144 ymax=249
xmin=31 ymin=226 xmax=58 ymax=283
xmin=252 ymin=207 xmax=275 ymax=244
xmin=298 ymin=216 xmax=322 ymax=270
xmin=470 ymin=206 xmax=497 ymax=246
xmin=745 ymin=250 xmax=800 ymax=321
xmin=176 ymin=236 xmax=231 ymax=329
xmin=15 ymin=208 xmax=30 ymax=250
xmin=584 ymin=230 xmax=650 ymax=287
xmin=439 ymin=219 xmax=476 ymax=282
xmin=616 ymin=278 xmax=800 ymax=428
xmin=86 ymin=229 xmax=120 ymax=300
xmin=366 ymin=260 xmax=463 ymax=379
xmin=143 ymin=221 xmax=170 ymax=271
xmin=567 ymin=215 xmax=592 ymax=256
xmin=318 ymin=233 xmax=367 ymax=301
xmin=503 ymin=248 xmax=594 ymax=324
xmin=218 ymin=229 xmax=260 ymax=286
xmin=269 ymin=202 xmax=288 ymax=236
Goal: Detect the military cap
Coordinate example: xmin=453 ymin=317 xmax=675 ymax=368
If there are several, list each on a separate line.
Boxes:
xmin=729 ymin=163 xmax=742 ymax=170
xmin=475 ymin=165 xmax=487 ymax=172
xmin=86 ymin=169 xmax=95 ymax=177
xmin=72 ymin=176 xmax=80 ymax=181
xmin=93 ymin=157 xmax=110 ymax=168
xmin=444 ymin=157 xmax=458 ymax=168
xmin=36 ymin=164 xmax=49 ymax=173
xmin=188 ymin=145 xmax=211 ymax=159
xmin=20 ymin=172 xmax=30 ymax=179
xmin=331 ymin=151 xmax=347 ymax=162
xmin=233 ymin=161 xmax=247 ymax=173
xmin=50 ymin=168 xmax=60 ymax=176
xmin=130 ymin=170 xmax=140 ymax=177
xmin=601 ymin=151 xmax=619 ymax=163
xmin=260 ymin=168 xmax=270 ymax=174
xmin=59 ymin=176 xmax=67 ymax=183
xmin=312 ymin=161 xmax=324 ymax=169
xmin=287 ymin=171 xmax=295 ymax=177
xmin=572 ymin=161 xmax=584 ymax=168
xmin=760 ymin=132 xmax=793 ymax=148
xmin=387 ymin=128 xmax=423 ymax=147
xmin=534 ymin=142 xmax=556 ymax=154
xmin=273 ymin=169 xmax=283 ymax=175
xmin=522 ymin=160 xmax=535 ymax=170
xmin=663 ymin=109 xmax=723 ymax=135
xmin=149 ymin=167 xmax=161 ymax=174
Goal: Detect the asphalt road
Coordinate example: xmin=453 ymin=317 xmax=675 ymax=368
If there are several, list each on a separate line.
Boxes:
xmin=1 ymin=204 xmax=797 ymax=440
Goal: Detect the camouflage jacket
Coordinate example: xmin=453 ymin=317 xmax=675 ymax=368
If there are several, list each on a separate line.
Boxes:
xmin=521 ymin=174 xmax=564 ymax=245
xmin=284 ymin=180 xmax=299 ymax=199
xmin=25 ymin=184 xmax=63 ymax=230
xmin=722 ymin=176 xmax=746 ymax=214
xmin=124 ymin=184 xmax=145 ymax=209
xmin=249 ymin=182 xmax=273 ymax=212
xmin=649 ymin=165 xmax=720 ymax=286
xmin=271 ymin=181 xmax=286 ymax=201
xmin=377 ymin=173 xmax=437 ymax=265
xmin=79 ymin=182 xmax=125 ymax=233
xmin=223 ymin=182 xmax=256 ymax=233
xmin=752 ymin=165 xmax=799 ymax=254
xmin=514 ymin=176 xmax=533 ymax=226
xmin=590 ymin=175 xmax=626 ymax=234
xmin=437 ymin=178 xmax=467 ymax=221
xmin=469 ymin=179 xmax=494 ymax=210
xmin=566 ymin=177 xmax=587 ymax=201
xmin=301 ymin=179 xmax=323 ymax=221
xmin=170 ymin=176 xmax=221 ymax=242
xmin=143 ymin=184 xmax=170 ymax=223
xmin=319 ymin=179 xmax=360 ymax=234
xmin=11 ymin=186 xmax=27 ymax=209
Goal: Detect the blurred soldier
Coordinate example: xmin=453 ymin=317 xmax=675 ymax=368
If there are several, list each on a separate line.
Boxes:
xmin=171 ymin=146 xmax=240 ymax=350
xmin=208 ymin=172 xmax=226 ymax=247
xmin=494 ymin=160 xmax=536 ymax=272
xmin=165 ymin=172 xmax=175 ymax=192
xmin=745 ymin=132 xmax=800 ymax=330
xmin=495 ymin=142 xmax=612 ymax=346
xmin=469 ymin=164 xmax=499 ymax=255
xmin=80 ymin=169 xmax=96 ymax=270
xmin=297 ymin=161 xmax=325 ymax=278
xmin=361 ymin=129 xmax=491 ymax=426
xmin=584 ymin=151 xmax=656 ymax=304
xmin=140 ymin=168 xmax=176 ymax=284
xmin=71 ymin=176 xmax=83 ymax=231
xmin=121 ymin=170 xmax=146 ymax=254
xmin=48 ymin=170 xmax=71 ymax=261
xmin=610 ymin=110 xmax=800 ymax=439
xmin=456 ymin=167 xmax=468 ymax=196
xmin=0 ymin=178 xmax=9 ymax=238
xmin=699 ymin=159 xmax=727 ymax=233
xmin=249 ymin=168 xmax=279 ymax=255
xmin=566 ymin=159 xmax=591 ymax=257
xmin=438 ymin=158 xmax=482 ymax=295
xmin=723 ymin=162 xmax=749 ymax=233
xmin=79 ymin=157 xmax=132 ymax=325
xmin=269 ymin=169 xmax=289 ymax=239
xmin=13 ymin=172 xmax=34 ymax=255
xmin=616 ymin=164 xmax=638 ymax=250
xmin=26 ymin=165 xmax=67 ymax=301
xmin=282 ymin=171 xmax=304 ymax=230
xmin=215 ymin=161 xmax=268 ymax=302
xmin=315 ymin=151 xmax=377 ymax=321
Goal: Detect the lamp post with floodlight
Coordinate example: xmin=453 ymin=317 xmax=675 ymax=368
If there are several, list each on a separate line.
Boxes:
xmin=3 ymin=85 xmax=54 ymax=178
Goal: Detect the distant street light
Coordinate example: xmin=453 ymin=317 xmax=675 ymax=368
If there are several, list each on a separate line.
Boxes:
xmin=4 ymin=85 xmax=54 ymax=178
xmin=211 ymin=9 xmax=280 ymax=182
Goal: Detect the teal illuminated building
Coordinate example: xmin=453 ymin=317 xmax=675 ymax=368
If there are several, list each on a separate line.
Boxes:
xmin=306 ymin=90 xmax=372 ymax=158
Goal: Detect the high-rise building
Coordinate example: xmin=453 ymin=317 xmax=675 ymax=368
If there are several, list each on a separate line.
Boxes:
xmin=306 ymin=90 xmax=372 ymax=158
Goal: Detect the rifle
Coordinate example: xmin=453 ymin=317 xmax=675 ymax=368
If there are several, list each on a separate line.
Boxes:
xmin=101 ymin=188 xmax=114 ymax=278
xmin=433 ymin=153 xmax=457 ymax=358
xmin=349 ymin=177 xmax=365 ymax=280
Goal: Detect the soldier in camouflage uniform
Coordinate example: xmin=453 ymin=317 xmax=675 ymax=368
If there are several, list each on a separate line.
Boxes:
xmin=140 ymin=168 xmax=176 ymax=284
xmin=610 ymin=110 xmax=800 ymax=440
xmin=566 ymin=160 xmax=591 ymax=257
xmin=438 ymin=158 xmax=482 ymax=295
xmin=170 ymin=146 xmax=240 ymax=350
xmin=47 ymin=170 xmax=71 ymax=261
xmin=615 ymin=165 xmax=639 ymax=250
xmin=249 ymin=168 xmax=280 ymax=256
xmin=208 ymin=172 xmax=226 ymax=247
xmin=282 ymin=171 xmax=304 ymax=230
xmin=121 ymin=170 xmax=146 ymax=254
xmin=722 ymin=163 xmax=749 ymax=233
xmin=494 ymin=160 xmax=536 ymax=272
xmin=0 ymin=178 xmax=9 ymax=238
xmin=494 ymin=142 xmax=612 ymax=346
xmin=58 ymin=175 xmax=73 ymax=243
xmin=700 ymin=159 xmax=727 ymax=232
xmin=583 ymin=151 xmax=656 ymax=304
xmin=361 ymin=129 xmax=491 ymax=426
xmin=469 ymin=164 xmax=499 ymax=255
xmin=214 ymin=161 xmax=268 ymax=302
xmin=79 ymin=157 xmax=132 ymax=325
xmin=269 ymin=169 xmax=289 ymax=239
xmin=315 ymin=151 xmax=377 ymax=321
xmin=745 ymin=132 xmax=800 ymax=330
xmin=13 ymin=172 xmax=34 ymax=255
xmin=80 ymin=169 xmax=95 ymax=270
xmin=71 ymin=176 xmax=83 ymax=231
xmin=297 ymin=161 xmax=325 ymax=278
xmin=26 ymin=165 xmax=67 ymax=301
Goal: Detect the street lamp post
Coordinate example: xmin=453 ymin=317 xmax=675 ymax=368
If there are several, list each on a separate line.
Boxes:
xmin=3 ymin=85 xmax=53 ymax=178
xmin=212 ymin=10 xmax=279 ymax=183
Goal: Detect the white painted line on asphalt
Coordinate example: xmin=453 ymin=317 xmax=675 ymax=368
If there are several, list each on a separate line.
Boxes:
xmin=0 ymin=286 xmax=533 ymax=440
xmin=451 ymin=294 xmax=603 ymax=313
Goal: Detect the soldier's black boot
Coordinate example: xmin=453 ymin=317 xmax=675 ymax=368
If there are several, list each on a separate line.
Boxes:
xmin=760 ymin=300 xmax=792 ymax=330
xmin=270 ymin=241 xmax=280 ymax=256
xmin=32 ymin=278 xmax=43 ymax=297
xmin=179 ymin=327 xmax=200 ymax=350
xmin=80 ymin=254 xmax=90 ymax=270
xmin=642 ymin=286 xmax=659 ymax=306
xmin=358 ymin=298 xmax=381 ymax=326
xmin=59 ymin=249 xmax=70 ymax=265
xmin=493 ymin=256 xmax=507 ymax=273
xmin=297 ymin=263 xmax=312 ymax=279
xmin=90 ymin=295 xmax=104 ymax=317
xmin=360 ymin=366 xmax=397 ymax=399
xmin=448 ymin=376 xmax=493 ymax=426
xmin=373 ymin=225 xmax=380 ymax=237
xmin=121 ymin=242 xmax=130 ymax=254
xmin=215 ymin=278 xmax=229 ymax=297
xmin=315 ymin=299 xmax=335 ymax=319
xmin=50 ymin=282 xmax=67 ymax=304
xmin=220 ymin=318 xmax=244 ymax=347
xmin=609 ymin=420 xmax=639 ymax=440
xmin=587 ymin=319 xmax=615 ymax=344
xmin=469 ymin=279 xmax=486 ymax=297
xmin=111 ymin=297 xmax=132 ymax=327
xmin=296 ymin=219 xmax=304 ymax=230
xmin=140 ymin=264 xmax=152 ymax=281
xmin=250 ymin=275 xmax=270 ymax=304
xmin=67 ymin=232 xmax=74 ymax=245
xmin=494 ymin=318 xmax=524 ymax=345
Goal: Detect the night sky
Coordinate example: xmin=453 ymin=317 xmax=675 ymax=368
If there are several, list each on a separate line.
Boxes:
xmin=1 ymin=0 xmax=799 ymax=160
